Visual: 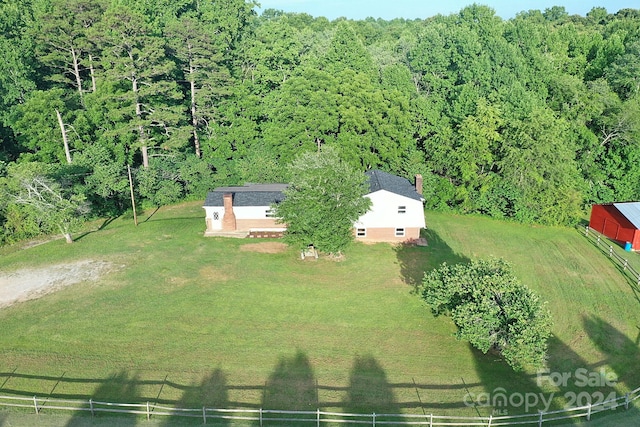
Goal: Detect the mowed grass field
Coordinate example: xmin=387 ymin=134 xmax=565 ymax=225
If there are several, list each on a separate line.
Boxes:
xmin=0 ymin=202 xmax=639 ymax=425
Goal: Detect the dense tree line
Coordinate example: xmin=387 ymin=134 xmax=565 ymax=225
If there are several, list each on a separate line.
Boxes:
xmin=1 ymin=1 xmax=639 ymax=244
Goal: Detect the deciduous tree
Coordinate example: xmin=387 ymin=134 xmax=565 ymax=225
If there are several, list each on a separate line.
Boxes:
xmin=2 ymin=162 xmax=89 ymax=243
xmin=273 ymin=147 xmax=371 ymax=256
xmin=421 ymin=257 xmax=552 ymax=371
xmin=8 ymin=89 xmax=82 ymax=164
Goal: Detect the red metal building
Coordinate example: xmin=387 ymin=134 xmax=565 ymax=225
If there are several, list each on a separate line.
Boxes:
xmin=589 ymin=202 xmax=640 ymax=250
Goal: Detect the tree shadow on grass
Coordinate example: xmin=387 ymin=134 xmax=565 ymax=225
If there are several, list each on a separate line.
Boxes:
xmin=545 ymin=336 xmax=625 ymax=426
xmin=583 ymin=314 xmax=640 ymax=391
xmin=469 ymin=329 xmax=635 ymax=426
xmin=74 ymin=217 xmax=119 ymax=242
xmin=262 ymin=351 xmax=317 ymax=411
xmin=470 ymin=341 xmax=578 ymax=425
xmin=65 ymin=370 xmax=140 ymax=427
xmin=545 ymin=336 xmax=596 ymax=379
xmin=343 ymin=355 xmax=397 ymax=416
xmin=394 ymin=228 xmax=470 ymax=291
xmin=160 ymin=369 xmax=229 ymax=427
xmin=258 ymin=351 xmax=317 ymax=427
xmin=539 ymin=337 xmax=593 ymax=425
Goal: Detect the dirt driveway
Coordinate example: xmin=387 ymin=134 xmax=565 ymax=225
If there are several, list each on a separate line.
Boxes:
xmin=0 ymin=260 xmax=114 ymax=308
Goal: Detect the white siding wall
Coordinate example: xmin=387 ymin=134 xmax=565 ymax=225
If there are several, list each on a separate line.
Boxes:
xmin=355 ymin=190 xmax=425 ymax=229
xmin=203 ymin=206 xmax=223 ymax=230
xmin=204 ymin=205 xmax=273 ymax=230
xmin=205 ymin=191 xmax=425 ymax=232
xmin=234 ymin=205 xmax=274 ymax=220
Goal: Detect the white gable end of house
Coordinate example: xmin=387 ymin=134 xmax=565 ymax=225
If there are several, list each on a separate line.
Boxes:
xmin=355 ymin=190 xmax=426 ymax=229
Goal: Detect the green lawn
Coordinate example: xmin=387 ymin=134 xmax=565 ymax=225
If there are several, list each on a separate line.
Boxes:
xmin=0 ymin=203 xmax=639 ymax=425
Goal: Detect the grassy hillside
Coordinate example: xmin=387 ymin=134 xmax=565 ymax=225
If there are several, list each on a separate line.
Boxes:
xmin=0 ymin=203 xmax=639 ymax=423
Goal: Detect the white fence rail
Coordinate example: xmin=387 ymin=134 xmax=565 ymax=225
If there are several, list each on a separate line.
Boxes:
xmin=582 ymin=225 xmax=640 ymax=284
xmin=1 ymin=386 xmax=639 ymax=426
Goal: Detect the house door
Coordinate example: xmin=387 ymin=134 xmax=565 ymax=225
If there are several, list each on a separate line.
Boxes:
xmin=211 ymin=210 xmax=222 ymax=230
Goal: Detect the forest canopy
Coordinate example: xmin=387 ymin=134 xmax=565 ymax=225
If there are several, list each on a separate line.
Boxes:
xmin=1 ymin=1 xmax=639 ymax=244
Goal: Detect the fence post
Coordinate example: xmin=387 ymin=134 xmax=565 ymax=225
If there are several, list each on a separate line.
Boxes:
xmin=624 ymin=259 xmax=628 ymax=270
xmin=430 ymin=413 xmax=433 ymax=427
xmin=609 ymin=246 xmax=613 ymax=257
xmin=372 ymin=412 xmax=376 ymax=427
xmin=33 ymin=396 xmax=38 ymax=414
xmin=146 ymin=401 xmax=150 ymax=420
xmin=538 ymin=410 xmax=543 ymax=427
xmin=202 ymin=406 xmax=207 ymax=424
xmin=585 ymin=226 xmax=589 ymax=237
xmin=488 ymin=414 xmax=492 ymax=426
xmin=625 ymin=393 xmax=630 ymax=410
xmin=587 ymin=403 xmax=592 ymax=421
xmin=317 ymin=408 xmax=320 ymax=427
xmin=260 ymin=408 xmax=263 ymax=427
xmin=89 ymin=399 xmax=94 ymax=417
xmin=597 ymin=235 xmax=601 ymax=245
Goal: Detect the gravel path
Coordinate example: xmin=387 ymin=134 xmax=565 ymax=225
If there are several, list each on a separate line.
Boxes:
xmin=0 ymin=260 xmax=114 ymax=308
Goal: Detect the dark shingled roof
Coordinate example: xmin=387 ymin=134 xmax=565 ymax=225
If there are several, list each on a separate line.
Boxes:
xmin=204 ymin=171 xmax=422 ymax=207
xmin=204 ymin=184 xmax=288 ymax=207
xmin=365 ymin=169 xmax=423 ymax=201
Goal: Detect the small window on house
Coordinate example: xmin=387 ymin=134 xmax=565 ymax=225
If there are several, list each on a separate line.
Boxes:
xmin=398 ymin=206 xmax=406 ymax=214
xmin=356 ymin=228 xmax=366 ymax=237
xmin=395 ymin=228 xmax=405 ymax=237
xmin=213 ymin=212 xmax=219 ymax=220
xmin=265 ymin=209 xmax=275 ymax=218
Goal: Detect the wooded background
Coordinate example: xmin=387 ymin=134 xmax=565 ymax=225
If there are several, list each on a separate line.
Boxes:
xmin=1 ymin=1 xmax=639 ymax=243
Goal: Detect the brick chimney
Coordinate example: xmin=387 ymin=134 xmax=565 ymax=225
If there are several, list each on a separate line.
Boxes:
xmin=222 ymin=193 xmax=237 ymax=231
xmin=415 ymin=174 xmax=423 ymax=195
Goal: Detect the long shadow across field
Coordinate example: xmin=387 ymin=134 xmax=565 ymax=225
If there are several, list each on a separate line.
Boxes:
xmin=251 ymin=351 xmax=318 ymax=426
xmin=64 ymin=370 xmax=140 ymax=427
xmin=471 ymin=338 xmax=586 ymax=425
xmin=74 ymin=217 xmax=118 ymax=242
xmin=160 ymin=369 xmax=230 ymax=426
xmin=1 ymin=363 xmax=493 ymax=425
xmin=545 ymin=337 xmax=621 ymax=426
xmin=583 ymin=314 xmax=640 ymax=391
xmin=343 ymin=355 xmax=396 ymax=415
xmin=471 ymin=325 xmax=634 ymax=425
xmin=263 ymin=351 xmax=317 ymax=410
xmin=394 ymin=227 xmax=469 ymax=290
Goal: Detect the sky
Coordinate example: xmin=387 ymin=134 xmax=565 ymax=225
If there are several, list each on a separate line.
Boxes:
xmin=255 ymin=0 xmax=638 ymax=21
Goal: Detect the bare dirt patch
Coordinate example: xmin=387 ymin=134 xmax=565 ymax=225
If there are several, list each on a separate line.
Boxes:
xmin=0 ymin=260 xmax=115 ymax=308
xmin=239 ymin=242 xmax=288 ymax=254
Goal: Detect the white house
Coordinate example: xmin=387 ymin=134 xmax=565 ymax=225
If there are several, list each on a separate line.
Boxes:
xmin=203 ymin=170 xmax=426 ymax=242
xmin=355 ymin=169 xmax=426 ymax=242
xmin=203 ymin=184 xmax=288 ymax=236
